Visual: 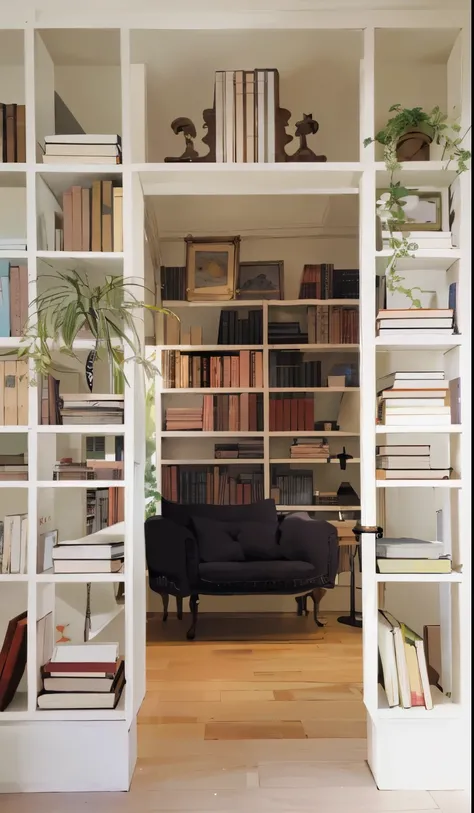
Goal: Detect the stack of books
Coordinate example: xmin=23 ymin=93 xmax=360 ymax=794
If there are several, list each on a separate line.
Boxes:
xmin=271 ymin=469 xmax=314 ymax=506
xmin=215 ymin=440 xmax=264 ymax=459
xmin=42 ymin=134 xmax=122 ymax=165
xmin=53 ymin=460 xmax=95 ymax=481
xmin=268 ymin=321 xmax=308 ymax=345
xmin=51 ymin=524 xmax=125 ymax=574
xmin=165 ymin=407 xmax=203 ymax=431
xmin=382 ymin=230 xmax=452 ymax=250
xmin=376 ymin=537 xmax=452 ymax=575
xmin=376 ymin=443 xmax=451 ymax=481
xmin=0 ymin=261 xmax=28 ymax=338
xmin=214 ymin=69 xmax=279 ymax=163
xmin=307 ymin=305 xmax=359 ymax=344
xmin=0 ymin=361 xmax=28 ymax=426
xmin=378 ymin=611 xmax=433 ymax=709
xmin=290 ymin=438 xmax=329 ymax=459
xmin=60 ymin=394 xmax=124 ymax=425
xmin=218 ymin=310 xmax=263 ymax=344
xmin=376 ymin=308 xmax=454 ymax=336
xmin=38 ymin=643 xmax=125 ymax=710
xmin=376 ymin=371 xmax=451 ymax=427
xmin=0 ymin=453 xmax=28 ymax=482
xmin=59 ymin=181 xmax=123 ymax=252
xmin=0 ymin=514 xmax=28 ymax=574
xmin=0 ymin=611 xmax=27 ymax=712
xmin=161 ymin=350 xmax=264 ymax=389
xmin=299 ymin=265 xmax=359 ymax=300
xmin=0 ymin=238 xmax=26 ymax=252
xmin=269 ymin=353 xmax=322 ymax=387
xmin=161 ymin=466 xmax=264 ymax=505
xmin=0 ymin=103 xmax=26 ymax=162
xmin=269 ymin=395 xmax=314 ymax=431
xmin=160 ymin=266 xmax=186 ymax=301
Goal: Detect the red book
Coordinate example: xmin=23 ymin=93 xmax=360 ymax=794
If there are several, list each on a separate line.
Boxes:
xmin=63 ymin=189 xmax=73 ymax=250
xmin=297 ymin=398 xmax=305 ymax=431
xmin=283 ymin=399 xmax=291 ymax=430
xmin=275 ymin=399 xmax=284 ymax=432
xmin=290 ymin=400 xmax=298 ymax=431
xmin=236 ymin=484 xmax=244 ymax=505
xmin=240 ymin=392 xmax=249 ymax=431
xmin=305 ymin=398 xmax=314 ymax=431
xmin=223 ymin=356 xmax=231 ymax=388
xmin=42 ymin=661 xmax=118 ymax=675
xmin=71 ymin=185 xmax=83 ymax=251
xmin=243 ymin=483 xmax=252 ymax=504
xmin=239 ymin=350 xmax=250 ymax=387
xmin=269 ymin=398 xmax=276 ymax=431
xmin=248 ymin=394 xmax=257 ymax=431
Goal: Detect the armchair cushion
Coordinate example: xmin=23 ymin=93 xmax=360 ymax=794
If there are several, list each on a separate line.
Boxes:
xmin=279 ymin=514 xmax=339 ymax=587
xmin=191 ymin=517 xmax=245 ymax=563
xmin=145 ymin=515 xmax=199 ymax=596
xmin=161 ymin=497 xmax=278 ymax=529
xmin=199 ymin=559 xmax=315 ymax=590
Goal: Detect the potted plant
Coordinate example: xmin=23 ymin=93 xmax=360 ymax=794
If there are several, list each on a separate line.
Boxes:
xmin=14 ymin=270 xmax=175 ymax=390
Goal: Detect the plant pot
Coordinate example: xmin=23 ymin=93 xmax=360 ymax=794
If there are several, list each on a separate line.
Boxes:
xmin=396 ymin=124 xmax=434 ymax=162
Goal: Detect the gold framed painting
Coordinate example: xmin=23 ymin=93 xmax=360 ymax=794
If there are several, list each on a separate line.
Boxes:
xmin=185 ymin=235 xmax=240 ymax=301
xmin=376 ymin=189 xmax=442 ymax=231
xmin=236 ymin=261 xmax=284 ymax=300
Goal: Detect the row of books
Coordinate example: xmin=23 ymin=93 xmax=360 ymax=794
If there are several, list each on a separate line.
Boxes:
xmin=218 ymin=309 xmax=263 ymax=345
xmin=270 ymin=470 xmax=314 ymax=506
xmin=0 ymin=452 xmax=28 ymax=482
xmin=61 ymin=181 xmax=123 ymax=252
xmin=42 ymin=133 xmax=122 ymax=165
xmin=376 ymin=537 xmax=452 ymax=575
xmin=160 ymin=266 xmax=186 ymax=302
xmin=299 ymin=265 xmax=359 ymax=300
xmin=87 ymin=488 xmax=124 ymax=533
xmin=268 ymin=320 xmax=307 ymax=345
xmin=165 ymin=394 xmax=264 ymax=432
xmin=215 ymin=69 xmax=278 ymax=163
xmin=307 ymin=306 xmax=359 ymax=344
xmin=51 ymin=524 xmax=124 ymax=574
xmin=38 ymin=643 xmax=125 ymax=710
xmin=214 ymin=440 xmax=264 ymax=459
xmin=0 ymin=361 xmax=28 ymax=426
xmin=269 ymin=354 xmax=322 ymax=388
xmin=0 ymin=514 xmax=28 ymax=574
xmin=0 ymin=261 xmax=28 ymax=337
xmin=52 ymin=460 xmax=123 ymax=482
xmin=376 ymin=370 xmax=454 ymax=427
xmin=376 ymin=308 xmax=454 ymax=336
xmin=60 ymin=394 xmax=125 ymax=426
xmin=161 ymin=466 xmax=264 ymax=505
xmin=376 ymin=443 xmax=451 ymax=481
xmin=269 ymin=396 xmax=314 ymax=432
xmin=378 ymin=610 xmax=434 ymax=710
xmin=161 ymin=350 xmax=264 ymax=389
xmin=0 ymin=103 xmax=26 ymax=163
xmin=290 ymin=438 xmax=330 ymax=459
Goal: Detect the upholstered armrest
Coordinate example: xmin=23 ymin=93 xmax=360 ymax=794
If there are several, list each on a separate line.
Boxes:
xmin=145 ymin=516 xmax=199 ymax=597
xmin=279 ymin=515 xmax=339 ymax=588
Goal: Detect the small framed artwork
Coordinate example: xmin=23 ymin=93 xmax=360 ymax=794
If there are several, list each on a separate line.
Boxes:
xmin=37 ymin=529 xmax=58 ymax=573
xmin=376 ymin=189 xmax=442 ymax=231
xmin=185 ymin=235 xmax=240 ymax=301
xmin=236 ymin=261 xmax=284 ymax=300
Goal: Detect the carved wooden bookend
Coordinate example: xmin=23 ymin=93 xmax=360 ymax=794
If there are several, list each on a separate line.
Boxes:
xmin=285 ymin=113 xmax=327 ymax=162
xmin=164 ymin=110 xmax=216 ymax=163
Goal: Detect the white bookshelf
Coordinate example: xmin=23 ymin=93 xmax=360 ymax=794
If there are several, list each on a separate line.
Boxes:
xmin=0 ymin=6 xmax=471 ymax=796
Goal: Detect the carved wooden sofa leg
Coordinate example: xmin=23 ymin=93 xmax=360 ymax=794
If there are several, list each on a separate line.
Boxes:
xmin=186 ymin=595 xmax=199 ymax=640
xmin=311 ymin=587 xmax=327 ymax=627
xmin=160 ymin=593 xmax=169 ymax=622
xmin=295 ymin=595 xmax=309 ymax=616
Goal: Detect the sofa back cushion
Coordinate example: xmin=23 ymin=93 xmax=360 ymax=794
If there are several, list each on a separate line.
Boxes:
xmin=161 ymin=498 xmax=278 ymax=529
xmin=191 ymin=517 xmax=280 ymax=563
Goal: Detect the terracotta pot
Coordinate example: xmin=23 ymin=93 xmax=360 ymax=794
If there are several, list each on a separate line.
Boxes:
xmin=396 ymin=124 xmax=434 ymax=162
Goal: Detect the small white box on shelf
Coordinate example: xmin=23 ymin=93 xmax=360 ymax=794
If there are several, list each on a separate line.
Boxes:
xmin=328 ymin=375 xmax=346 ymax=388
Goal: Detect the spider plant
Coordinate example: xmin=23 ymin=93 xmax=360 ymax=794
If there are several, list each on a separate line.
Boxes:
xmin=15 ymin=269 xmax=174 ymax=390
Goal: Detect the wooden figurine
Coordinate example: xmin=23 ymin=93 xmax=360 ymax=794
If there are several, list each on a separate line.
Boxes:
xmin=286 ymin=113 xmax=327 ymax=162
xmin=164 ymin=110 xmax=216 ymax=163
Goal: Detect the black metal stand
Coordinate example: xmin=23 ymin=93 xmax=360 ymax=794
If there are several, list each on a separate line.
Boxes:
xmin=337 ymin=524 xmax=383 ymax=629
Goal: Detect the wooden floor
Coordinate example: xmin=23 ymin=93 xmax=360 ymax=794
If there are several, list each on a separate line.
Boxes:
xmin=2 ymin=613 xmax=469 ymax=812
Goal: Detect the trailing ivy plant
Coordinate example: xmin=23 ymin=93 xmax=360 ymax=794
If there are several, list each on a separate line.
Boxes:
xmin=365 ymin=105 xmax=471 ymax=307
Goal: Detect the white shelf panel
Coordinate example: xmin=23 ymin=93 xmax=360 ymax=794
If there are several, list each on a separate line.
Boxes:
xmin=376 ymin=251 xmax=461 ymax=273
xmin=0 ymin=250 xmax=27 ymax=259
xmin=376 ymin=572 xmax=462 ymax=583
xmin=268 ymin=344 xmax=359 ymax=351
xmin=137 ymin=162 xmax=363 ymax=196
xmin=37 ymin=425 xmax=125 ymax=435
xmin=37 ymin=481 xmax=124 ymax=488
xmin=37 ymin=251 xmax=124 ymax=267
xmin=375 ymin=162 xmax=458 ymax=189
xmin=0 ymin=482 xmax=29 ymax=489
xmin=36 ymin=573 xmax=125 ymax=583
xmin=0 ymin=693 xmax=28 ymax=719
xmin=0 ymin=337 xmax=24 ymax=349
xmin=161 ymin=388 xmax=264 ymax=394
xmin=270 ymin=431 xmax=359 ymax=437
xmin=277 ymin=505 xmax=361 ymax=512
xmin=376 ymin=335 xmax=462 ymax=351
xmin=376 ymin=479 xmax=461 ymax=488
xmin=376 ymin=425 xmax=462 ymax=435
xmin=0 ymin=426 xmax=28 ymax=433
xmin=159 ymin=345 xmax=263 ymax=351
xmin=272 ymin=458 xmax=360 ymax=464
xmin=33 ymin=708 xmax=126 ymax=721
xmin=0 ymin=574 xmax=29 ymax=582
xmin=161 ymin=459 xmax=263 ymax=465
xmin=376 ymin=686 xmax=461 ymax=719
xmin=161 ymin=431 xmax=265 ymax=437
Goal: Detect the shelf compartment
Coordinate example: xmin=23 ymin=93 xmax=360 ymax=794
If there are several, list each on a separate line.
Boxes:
xmin=375 ymin=162 xmax=458 ymax=189
xmin=161 ymin=431 xmax=265 ymax=438
xmin=376 ymin=335 xmax=462 ymax=352
xmin=376 ymin=685 xmax=460 ymax=720
xmin=37 ymin=481 xmax=124 ymax=488
xmin=270 ymin=431 xmax=359 ymax=437
xmin=36 ymin=573 xmax=125 ymax=583
xmin=375 ymin=573 xmax=462 ymax=583
xmin=159 ymin=345 xmax=264 ymax=351
xmin=376 ymin=251 xmax=461 ymax=274
xmin=269 ymin=387 xmax=359 ymax=393
xmin=271 ymin=458 xmax=360 ymax=464
xmin=161 ymin=388 xmax=264 ymax=394
xmin=36 ymin=425 xmax=126 ymax=435
xmin=376 ymin=425 xmax=462 ymax=435
xmin=376 ymin=479 xmax=461 ymax=488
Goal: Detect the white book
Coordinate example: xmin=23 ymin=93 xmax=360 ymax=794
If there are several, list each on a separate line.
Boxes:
xmin=245 ymin=71 xmax=255 ymax=163
xmin=377 ymin=371 xmax=445 ymax=390
xmin=19 ymin=515 xmax=28 ymax=574
xmin=44 ymin=134 xmax=121 ymax=145
xmin=256 ymin=70 xmax=266 ymax=163
xmin=380 ymin=611 xmax=411 ymax=708
xmin=235 ymin=70 xmax=245 ymax=164
xmin=383 ymin=398 xmax=446 ymax=408
xmin=37 ymin=690 xmax=121 ymax=710
xmin=6 ymin=515 xmax=22 ymax=574
xmin=383 ymin=414 xmax=451 ymax=426
xmin=53 ymin=559 xmax=124 ymax=573
xmin=51 ymin=643 xmax=119 ymax=663
xmin=59 ymin=522 xmax=125 ymax=546
xmin=377 ymin=445 xmax=431 ymax=456
xmin=378 ymin=318 xmax=453 ymax=329
xmin=224 ymin=71 xmax=235 ymax=163
xmin=42 ymin=155 xmax=120 ymax=165
xmin=378 ymin=611 xmax=399 ymax=707
xmin=266 ymin=69 xmax=276 ymax=163
xmin=383 ymin=406 xmax=450 ymax=415
xmin=376 ymin=456 xmax=431 ymax=468
xmin=215 ymin=71 xmax=225 ymax=163
xmin=379 ymin=328 xmax=454 ymax=335
xmin=45 ymin=143 xmax=121 ymax=157
xmin=376 ymin=539 xmax=443 ymax=559
xmin=52 ymin=543 xmax=124 ymax=560
xmin=1 ymin=516 xmax=14 ymax=574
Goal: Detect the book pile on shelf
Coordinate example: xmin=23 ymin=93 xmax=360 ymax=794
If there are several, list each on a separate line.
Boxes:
xmin=58 ymin=181 xmax=123 ymax=252
xmin=218 ymin=309 xmax=263 ymax=345
xmin=269 ymin=395 xmax=314 ymax=431
xmin=0 ymin=611 xmax=27 ymax=712
xmin=215 ymin=439 xmax=264 ymax=459
xmin=0 ymin=260 xmax=28 ymax=337
xmin=38 ymin=643 xmax=125 ymax=710
xmin=376 ymin=370 xmax=451 ymax=427
xmin=215 ymin=68 xmax=279 ymax=163
xmin=161 ymin=349 xmax=263 ymax=389
xmin=0 ymin=360 xmax=28 ymax=426
xmin=376 ymin=536 xmax=452 ymax=575
xmin=307 ymin=305 xmax=359 ymax=344
xmin=271 ymin=469 xmax=314 ymax=506
xmin=268 ymin=320 xmax=308 ymax=345
xmin=269 ymin=353 xmax=321 ymax=387
xmin=60 ymin=394 xmax=125 ymax=425
xmin=160 ymin=266 xmax=186 ymax=301
xmin=51 ymin=524 xmax=125 ymax=574
xmin=0 ymin=237 xmax=26 ymax=252
xmin=87 ymin=489 xmax=123 ymax=532
xmin=165 ymin=407 xmax=203 ymax=431
xmin=376 ymin=308 xmax=454 ymax=336
xmin=0 ymin=514 xmax=28 ymax=574
xmin=162 ymin=465 xmax=264 ymax=505
xmin=165 ymin=395 xmax=264 ymax=432
xmin=42 ymin=134 xmax=122 ymax=165
xmin=0 ymin=453 xmax=28 ymax=482
xmin=86 ymin=461 xmax=124 ymax=481
xmin=289 ymin=438 xmax=329 ymax=459
xmin=376 ymin=443 xmax=452 ymax=481
xmin=378 ymin=610 xmax=434 ymax=710
xmin=299 ymin=265 xmax=359 ymax=300
xmin=0 ymin=103 xmax=26 ymax=163
xmin=53 ymin=460 xmax=95 ymax=481
xmin=381 ymin=230 xmax=453 ymax=250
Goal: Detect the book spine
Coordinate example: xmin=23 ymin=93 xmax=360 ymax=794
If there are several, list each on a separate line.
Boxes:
xmin=91 ymin=180 xmax=102 ymax=251
xmin=266 ymin=69 xmax=276 ymax=162
xmin=16 ymin=360 xmax=28 ymax=425
xmin=15 ymin=105 xmax=26 ymax=163
xmin=215 ymin=71 xmax=225 ymax=163
xmin=224 ymin=71 xmax=235 ymax=163
xmin=8 ymin=266 xmax=21 ymax=337
xmin=101 ymin=181 xmax=113 ymax=252
xmin=113 ymin=187 xmax=123 ymax=252
xmin=256 ymin=71 xmax=266 ymax=163
xmin=81 ymin=188 xmax=91 ymax=251
xmin=235 ymin=70 xmax=245 ymax=163
xmin=63 ymin=189 xmax=73 ymax=251
xmin=6 ymin=104 xmax=16 ymax=162
xmin=245 ymin=71 xmax=255 ymax=163
xmin=71 ymin=186 xmax=83 ymax=251
xmin=4 ymin=361 xmax=18 ymax=426
xmin=19 ymin=265 xmax=28 ymax=334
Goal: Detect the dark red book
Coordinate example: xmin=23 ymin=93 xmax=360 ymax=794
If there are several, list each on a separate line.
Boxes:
xmin=297 ymin=398 xmax=305 ymax=430
xmin=269 ymin=398 xmax=276 ymax=431
xmin=42 ymin=661 xmax=118 ymax=676
xmin=0 ymin=614 xmax=27 ymax=711
xmin=248 ymin=394 xmax=257 ymax=431
xmin=0 ymin=611 xmax=27 ymax=678
xmin=305 ymin=398 xmax=314 ymax=431
xmin=283 ymin=399 xmax=291 ymax=430
xmin=290 ymin=400 xmax=298 ymax=431
xmin=275 ymin=399 xmax=284 ymax=432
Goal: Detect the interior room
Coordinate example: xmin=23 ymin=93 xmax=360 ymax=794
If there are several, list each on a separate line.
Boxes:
xmin=0 ymin=8 xmax=470 ymax=813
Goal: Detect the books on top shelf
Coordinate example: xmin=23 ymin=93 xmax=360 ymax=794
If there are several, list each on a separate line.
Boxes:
xmin=376 ymin=308 xmax=454 ymax=336
xmin=0 ymin=611 xmax=27 ymax=712
xmin=161 ymin=349 xmax=263 ymax=389
xmin=290 ymin=438 xmax=329 ymax=459
xmin=162 ymin=465 xmax=264 ymax=505
xmin=0 ymin=104 xmax=26 ymax=163
xmin=51 ymin=523 xmax=124 ymax=574
xmin=215 ymin=69 xmax=279 ymax=163
xmin=269 ymin=395 xmax=315 ymax=432
xmin=0 ymin=514 xmax=28 ymax=574
xmin=306 ymin=305 xmax=359 ymax=344
xmin=0 ymin=452 xmax=28 ymax=482
xmin=53 ymin=460 xmax=95 ymax=481
xmin=59 ymin=181 xmax=122 ymax=253
xmin=42 ymin=134 xmax=122 ymax=164
xmin=377 ymin=371 xmax=452 ymax=427
xmin=269 ymin=353 xmax=322 ymax=388
xmin=378 ymin=610 xmax=434 ymax=710
xmin=38 ymin=643 xmax=125 ymax=709
xmin=298 ymin=265 xmax=359 ymax=300
xmin=376 ymin=537 xmax=452 ymax=574
xmin=218 ymin=309 xmax=263 ymax=345
xmin=381 ymin=231 xmax=453 ymax=250
xmin=60 ymin=394 xmax=124 ymax=425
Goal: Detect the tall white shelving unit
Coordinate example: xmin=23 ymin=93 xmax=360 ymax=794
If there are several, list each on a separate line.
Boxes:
xmin=0 ymin=4 xmax=471 ymax=794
